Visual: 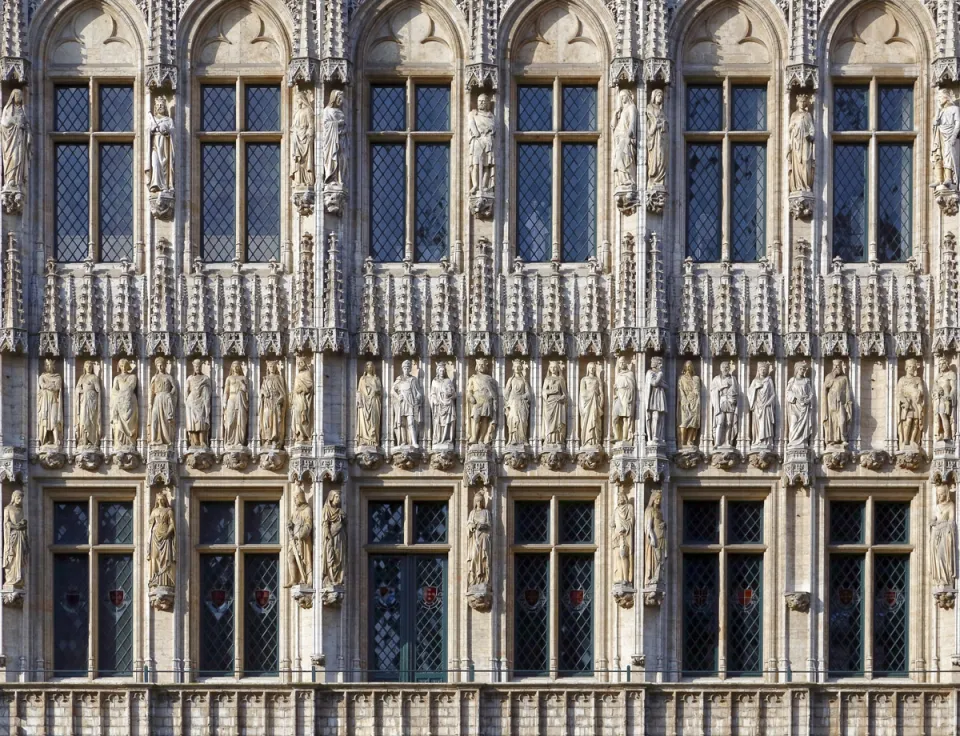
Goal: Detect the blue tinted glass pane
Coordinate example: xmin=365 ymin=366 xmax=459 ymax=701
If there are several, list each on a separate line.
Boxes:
xmin=199 ymin=554 xmax=235 ymax=675
xmin=246 ymin=143 xmax=281 ymax=262
xmin=828 ymin=554 xmax=863 ymax=675
xmin=98 ymin=501 xmax=134 ymax=545
xmin=683 ymin=554 xmax=719 ymax=674
xmin=414 ymin=501 xmax=448 ymax=543
xmin=54 ymin=554 xmax=89 ymax=676
xmin=558 ymin=554 xmax=593 ymax=676
xmin=559 ymin=501 xmax=594 ymax=544
xmin=98 ymin=554 xmax=134 ymax=676
xmin=877 ymin=143 xmax=912 ymax=262
xmin=244 ymin=554 xmax=280 ymax=674
xmin=99 ymin=143 xmax=134 ymax=262
xmin=731 ymin=143 xmax=766 ymax=262
xmin=201 ymin=85 xmax=236 ymax=131
xmin=55 ymin=501 xmax=89 ymax=545
xmin=873 ymin=555 xmax=908 ymax=676
xmin=879 ymin=87 xmax=913 ymax=131
xmin=833 ymin=143 xmax=868 ymax=261
xmin=416 ymin=86 xmax=449 ymax=131
xmin=371 ymin=144 xmax=406 ymax=261
xmin=414 ymin=556 xmax=446 ymax=681
xmin=562 ymin=86 xmax=597 ymax=131
xmin=99 ymin=85 xmax=133 ymax=132
xmin=244 ymin=501 xmax=280 ymax=544
xmin=687 ymin=85 xmax=722 ymax=131
xmin=727 ymin=554 xmax=762 ymax=676
xmin=686 ymin=143 xmax=722 ymax=261
xmin=201 ymin=144 xmax=236 ymax=262
xmin=199 ymin=501 xmax=235 ymax=545
xmin=415 ymin=143 xmax=449 ymax=262
xmin=518 ymin=86 xmax=553 ymax=131
xmin=371 ymin=85 xmax=406 ymax=131
xmin=55 ymin=143 xmax=89 ymax=263
xmin=514 ymin=554 xmax=549 ymax=675
xmin=56 ymin=86 xmax=89 ymax=132
xmin=369 ymin=501 xmax=404 ymax=544
xmin=245 ymin=85 xmax=280 ymax=131
xmin=732 ymin=86 xmax=766 ymax=131
xmin=834 ymin=86 xmax=869 ymax=131
xmin=562 ymin=143 xmax=596 ymax=262
xmin=370 ymin=555 xmax=403 ymax=679
xmin=517 ymin=143 xmax=552 ymax=262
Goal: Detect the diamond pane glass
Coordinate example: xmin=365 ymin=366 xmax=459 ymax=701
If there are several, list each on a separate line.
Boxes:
xmin=371 ymin=85 xmax=406 ymax=131
xmin=201 ymin=85 xmax=236 ymax=131
xmin=414 ymin=556 xmax=446 ymax=681
xmin=416 ymin=86 xmax=450 ymax=131
xmin=875 ymin=502 xmax=910 ymax=545
xmin=370 ymin=501 xmax=404 ymax=544
xmin=828 ymin=554 xmax=864 ymax=675
xmin=55 ymin=501 xmax=90 ymax=545
xmin=514 ymin=554 xmax=549 ymax=675
xmin=199 ymin=554 xmax=235 ymax=675
xmin=834 ymin=86 xmax=869 ymax=131
xmin=54 ymin=554 xmax=89 ymax=676
xmin=727 ymin=554 xmax=763 ymax=676
xmin=370 ymin=144 xmax=406 ymax=262
xmin=562 ymin=86 xmax=597 ymax=131
xmin=246 ymin=143 xmax=281 ymax=262
xmin=199 ymin=501 xmax=235 ymax=545
xmin=833 ymin=144 xmax=868 ymax=262
xmin=731 ymin=144 xmax=766 ymax=262
xmin=682 ymin=554 xmax=719 ymax=674
xmin=245 ymin=85 xmax=280 ymax=132
xmin=516 ymin=143 xmax=552 ymax=262
xmin=560 ymin=501 xmax=594 ymax=544
xmin=684 ymin=500 xmax=720 ymax=544
xmin=370 ymin=555 xmax=403 ymax=680
xmin=98 ymin=502 xmax=133 ymax=545
xmin=515 ymin=501 xmax=550 ymax=544
xmin=877 ymin=143 xmax=912 ymax=262
xmin=244 ymin=554 xmax=280 ymax=675
xmin=729 ymin=501 xmax=764 ymax=544
xmin=879 ymin=86 xmax=913 ymax=131
xmin=55 ymin=86 xmax=89 ymax=132
xmin=55 ymin=143 xmax=89 ymax=263
xmin=201 ymin=143 xmax=236 ymax=262
xmin=559 ymin=554 xmax=593 ymax=676
xmin=562 ymin=143 xmax=596 ymax=262
xmin=686 ymin=85 xmax=722 ymax=131
xmin=98 ymin=554 xmax=133 ymax=676
xmin=414 ymin=502 xmax=448 ymax=544
xmin=830 ymin=501 xmax=865 ymax=544
xmin=415 ymin=143 xmax=449 ymax=262
xmin=244 ymin=501 xmax=280 ymax=544
xmin=518 ymin=86 xmax=553 ymax=131
xmin=686 ymin=143 xmax=722 ymax=261
xmin=732 ymin=86 xmax=766 ymax=131
xmin=874 ymin=555 xmax=909 ymax=676
xmin=99 ymin=143 xmax=134 ymax=262
xmin=99 ymin=85 xmax=133 ymax=132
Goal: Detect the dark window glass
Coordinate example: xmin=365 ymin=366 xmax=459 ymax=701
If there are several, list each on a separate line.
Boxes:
xmin=98 ymin=554 xmax=134 ymax=676
xmin=830 ymin=501 xmax=865 ymax=544
xmin=834 ymin=86 xmax=869 ymax=131
xmin=879 ymin=86 xmax=913 ymax=131
xmin=562 ymin=86 xmax=597 ymax=131
xmin=682 ymin=554 xmax=719 ymax=674
xmin=201 ymin=143 xmax=236 ymax=262
xmin=518 ymin=86 xmax=553 ymax=131
xmin=877 ymin=143 xmax=912 ymax=262
xmin=559 ymin=501 xmax=594 ymax=544
xmin=99 ymin=85 xmax=133 ymax=132
xmin=54 ymin=554 xmax=89 ymax=676
xmin=686 ymin=143 xmax=722 ymax=261
xmin=199 ymin=554 xmax=235 ymax=675
xmin=371 ymin=85 xmax=406 ymax=131
xmin=873 ymin=555 xmax=909 ymax=676
xmin=244 ymin=501 xmax=280 ymax=545
xmin=727 ymin=554 xmax=763 ymax=676
xmin=414 ymin=555 xmax=446 ymax=681
xmin=684 ymin=500 xmax=720 ymax=544
xmin=98 ymin=501 xmax=134 ymax=545
xmin=54 ymin=501 xmax=89 ymax=545
xmin=416 ymin=86 xmax=450 ymax=131
xmin=245 ymin=142 xmax=281 ymax=263
xmin=517 ymin=143 xmax=552 ymax=261
xmin=562 ymin=143 xmax=596 ymax=262
xmin=414 ymin=501 xmax=448 ymax=544
xmin=55 ymin=86 xmax=89 ymax=132
xmin=686 ymin=85 xmax=722 ymax=131
xmin=370 ymin=143 xmax=406 ymax=261
xmin=728 ymin=501 xmax=764 ymax=544
xmin=201 ymin=85 xmax=236 ymax=132
xmin=245 ymin=85 xmax=280 ymax=132
xmin=828 ymin=554 xmax=864 ymax=675
xmin=99 ymin=143 xmax=134 ymax=262
xmin=415 ymin=143 xmax=449 ymax=262
xmin=370 ymin=501 xmax=404 ymax=544
xmin=515 ymin=501 xmax=550 ymax=544
xmin=199 ymin=501 xmax=235 ymax=545
xmin=55 ymin=143 xmax=89 ymax=263
xmin=731 ymin=143 xmax=766 ymax=261
xmin=731 ymin=86 xmax=766 ymax=131
xmin=558 ymin=554 xmax=593 ymax=676
xmin=514 ymin=554 xmax=549 ymax=675
xmin=875 ymin=502 xmax=910 ymax=545
xmin=244 ymin=553 xmax=280 ymax=675
xmin=833 ymin=143 xmax=868 ymax=261
xmin=369 ymin=555 xmax=403 ymax=680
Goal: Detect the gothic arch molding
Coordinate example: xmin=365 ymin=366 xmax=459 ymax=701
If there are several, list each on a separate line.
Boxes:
xmin=499 ymin=0 xmax=614 ymax=69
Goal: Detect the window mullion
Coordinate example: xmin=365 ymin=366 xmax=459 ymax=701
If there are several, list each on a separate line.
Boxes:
xmin=867 ymin=132 xmax=878 ymax=261
xmin=234 ymin=547 xmax=243 ymax=679
xmin=406 ymin=133 xmax=415 ymax=261
xmin=88 ymin=548 xmax=97 ymax=679
xmin=549 ymin=546 xmax=558 ymax=679
xmin=552 ymin=133 xmax=561 ymax=261
xmin=863 ymin=548 xmax=874 ymax=678
xmin=721 ymin=134 xmax=731 ymax=261
xmin=236 ymin=136 xmax=245 ymax=262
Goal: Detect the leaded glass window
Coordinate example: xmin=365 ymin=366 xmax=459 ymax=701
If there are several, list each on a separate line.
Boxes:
xmin=368 ymin=82 xmax=451 ymax=262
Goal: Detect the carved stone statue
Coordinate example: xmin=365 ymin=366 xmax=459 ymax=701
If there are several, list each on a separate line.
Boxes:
xmin=786 ymin=360 xmax=813 ymax=448
xmin=321 ymin=489 xmax=345 ymax=589
xmin=259 ymin=360 xmax=287 ymax=449
xmin=292 ymin=355 xmax=314 ymax=445
xmin=579 ymin=362 xmax=604 ymax=446
xmin=467 ymin=358 xmax=498 ymax=445
xmin=468 ymin=93 xmax=495 ymax=200
xmin=150 ymin=357 xmax=177 ymax=446
xmin=612 ymin=88 xmax=639 ymax=193
xmin=146 ymin=96 xmax=174 ymax=193
xmin=37 ymin=359 xmax=63 ymax=447
xmin=643 ymin=490 xmax=665 ymax=588
xmin=466 ymin=488 xmax=491 ymax=588
xmin=184 ymin=359 xmax=211 ymax=448
xmin=822 ymin=359 xmax=852 ymax=447
xmin=2 ymin=491 xmax=27 ymax=591
xmin=896 ymin=358 xmax=927 ymax=449
xmin=612 ymin=484 xmax=634 ymax=584
xmin=542 ymin=361 xmax=568 ymax=445
xmin=111 ymin=358 xmax=139 ymax=449
xmin=356 ymin=362 xmax=383 ymax=447
xmin=147 ymin=492 xmax=175 ymax=589
xmin=430 ymin=362 xmax=457 ymax=448
xmin=291 ymin=86 xmax=315 ymax=189
xmin=223 ymin=361 xmax=249 ymax=447
xmin=747 ymin=361 xmax=775 ymax=449
xmin=933 ymin=89 xmax=960 ymax=190
xmin=645 ymin=356 xmax=666 ymax=444
xmin=75 ymin=361 xmax=101 ymax=449
xmin=645 ymin=89 xmax=667 ymax=190
xmin=612 ymin=357 xmax=636 ymax=443
xmin=392 ymin=360 xmax=423 ymax=448
xmin=321 ymin=90 xmax=345 ymax=189
xmin=936 ymin=356 xmax=956 ymax=441
xmin=787 ymin=94 xmax=815 ymax=193
xmin=711 ymin=361 xmax=739 ymax=449
xmin=0 ymin=88 xmax=30 ymax=212
xmin=932 ymin=483 xmax=957 ymax=588
xmin=678 ymin=360 xmax=702 ymax=447
xmin=504 ymin=359 xmax=531 ymax=445
xmin=287 ymin=487 xmax=314 ymax=588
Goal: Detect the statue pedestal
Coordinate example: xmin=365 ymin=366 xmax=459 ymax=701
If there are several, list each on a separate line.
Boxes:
xmin=222 ymin=445 xmax=252 ymax=471
xmin=291 ymin=585 xmax=315 ymax=609
xmin=612 ymin=581 xmax=636 ymax=609
xmin=674 ymin=446 xmax=703 ymax=469
xmin=111 ymin=445 xmax=141 ymax=471
xmin=710 ymin=446 xmax=741 ymax=470
xmin=429 ymin=444 xmax=457 ymax=471
xmin=503 ymin=443 xmax=531 ymax=470
xmin=785 ymin=591 xmax=811 ymax=613
xmin=576 ymin=444 xmax=606 ymax=470
xmin=935 ymin=185 xmax=960 ymax=215
xmin=320 ymin=585 xmax=344 ymax=606
xmin=539 ymin=444 xmax=569 ymax=471
xmin=783 ymin=446 xmax=813 ymax=487
xmin=895 ymin=445 xmax=927 ymax=471
xmin=469 ymin=192 xmax=493 ymax=218
xmin=1 ymin=586 xmax=23 ymax=607
xmin=37 ymin=444 xmax=65 ymax=470
xmin=149 ymin=585 xmax=174 ymax=612
xmin=149 ymin=189 xmax=175 ymax=220
xmin=642 ymin=586 xmax=664 ymax=606
xmin=858 ymin=449 xmax=891 ymax=471
xmin=747 ymin=446 xmax=779 ymax=470
xmin=354 ymin=445 xmax=383 ymax=470
xmin=466 ymin=582 xmax=492 ymax=612
xmin=258 ymin=447 xmax=288 ymax=472
xmin=390 ymin=444 xmax=422 ymax=470
xmin=788 ymin=190 xmax=814 ymax=219
xmin=934 ymin=587 xmax=957 ymax=610
xmin=322 ymin=184 xmax=345 ymax=215
xmin=292 ymin=187 xmax=315 ymax=216
xmin=821 ymin=445 xmax=852 ymax=470
xmin=185 ymin=446 xmax=216 ymax=470
xmin=74 ymin=447 xmax=103 ymax=471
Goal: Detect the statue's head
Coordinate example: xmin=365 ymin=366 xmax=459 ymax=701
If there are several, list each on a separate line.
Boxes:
xmin=231 ymin=361 xmax=243 ymax=375
xmin=650 ymin=489 xmax=662 ymax=507
xmin=937 ymin=483 xmax=950 ymax=503
xmin=298 ymin=355 xmax=309 ymax=370
xmin=476 ymin=358 xmax=489 ymax=374
xmin=550 ymin=361 xmax=562 ymax=375
xmin=44 ymin=358 xmax=55 ymax=373
xmin=721 ymin=361 xmax=732 ymax=376
xmin=328 ymin=489 xmax=341 ymax=507
xmin=906 ymin=358 xmax=919 ymax=376
xmin=10 ymin=89 xmax=22 ymax=106
xmin=329 ymin=90 xmax=343 ymax=108
xmin=651 ymin=357 xmax=663 ymax=371
xmin=192 ymin=359 xmax=202 ymax=374
xmin=478 ymin=93 xmax=491 ymax=111
xmin=364 ymin=361 xmax=376 ymax=375
xmin=401 ymin=360 xmax=412 ymax=376
xmin=294 ymin=489 xmax=307 ymax=506
xmin=157 ymin=492 xmax=170 ymax=508
xmin=10 ymin=490 xmax=22 ymax=506
xmin=84 ymin=360 xmax=95 ymax=374
xmin=651 ymin=88 xmax=662 ymax=105
xmin=832 ymin=359 xmax=844 ymax=375
xmin=154 ymin=356 xmax=166 ymax=371
xmin=118 ymin=358 xmax=130 ymax=373
xmin=436 ymin=362 xmax=447 ymax=378
xmin=758 ymin=362 xmax=769 ymax=378
xmin=683 ymin=360 xmax=694 ymax=376
xmin=939 ymin=89 xmax=954 ymax=108
xmin=794 ymin=360 xmax=807 ymax=377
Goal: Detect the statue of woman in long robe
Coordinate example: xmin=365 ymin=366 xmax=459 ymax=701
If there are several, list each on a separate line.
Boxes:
xmin=223 ymin=361 xmax=249 ymax=447
xmin=786 ymin=360 xmax=813 ymax=448
xmin=147 ymin=493 xmax=175 ymax=589
xmin=612 ymin=485 xmax=634 ymax=584
xmin=504 ymin=359 xmax=530 ymax=445
xmin=645 ymin=88 xmax=667 ymax=189
xmin=933 ymin=88 xmax=960 ymax=189
xmin=643 ymin=491 xmax=665 ymax=588
xmin=466 ymin=489 xmax=491 ymax=588
xmin=430 ymin=362 xmax=457 ymax=447
xmin=747 ymin=361 xmax=775 ymax=448
xmin=146 ymin=96 xmax=174 ymax=192
xmin=321 ymin=90 xmax=345 ymax=188
xmin=2 ymin=491 xmax=27 ymax=590
xmin=933 ymin=483 xmax=957 ymax=587
xmin=579 ymin=362 xmax=604 ymax=446
xmin=292 ymin=356 xmax=314 ymax=444
xmin=645 ymin=356 xmax=667 ymax=443
xmin=259 ymin=361 xmax=287 ymax=449
xmin=321 ymin=490 xmax=345 ymax=588
xmin=356 ymin=361 xmax=382 ymax=446
xmin=111 ymin=359 xmax=139 ymax=448
xmin=542 ymin=361 xmax=567 ymax=445
xmin=287 ymin=488 xmax=314 ymax=587
xmin=0 ymin=88 xmax=29 ymax=203
xmin=787 ymin=93 xmax=814 ymax=192
xmin=291 ymin=87 xmax=315 ymax=188
xmin=612 ymin=88 xmax=638 ymax=192
xmin=75 ymin=360 xmax=101 ymax=449
xmin=37 ymin=359 xmax=63 ymax=447
xmin=150 ymin=357 xmax=177 ymax=446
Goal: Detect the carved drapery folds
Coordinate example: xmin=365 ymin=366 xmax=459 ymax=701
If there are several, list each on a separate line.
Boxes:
xmin=644 ymin=88 xmax=666 ymax=214
xmin=611 ymin=87 xmax=639 ymax=213
xmin=933 ymin=89 xmax=960 ymax=214
xmin=37 ymin=358 xmax=65 ymax=469
xmin=468 ymin=92 xmax=495 ymax=217
xmin=288 ymin=485 xmax=315 ymax=608
xmin=146 ymin=94 xmax=175 ymax=219
xmin=320 ymin=89 xmax=345 ymax=215
xmin=148 ymin=488 xmax=176 ymax=612
xmin=1 ymin=490 xmax=27 ymax=607
xmin=466 ymin=487 xmax=492 ymax=611
xmin=0 ymin=87 xmax=29 ymax=216
xmin=787 ymin=93 xmax=814 ymax=219
xmin=291 ymin=86 xmax=317 ymax=216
